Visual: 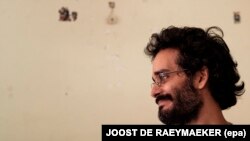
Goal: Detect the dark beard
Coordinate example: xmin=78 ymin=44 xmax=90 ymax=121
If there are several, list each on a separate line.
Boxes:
xmin=158 ymin=79 xmax=203 ymax=125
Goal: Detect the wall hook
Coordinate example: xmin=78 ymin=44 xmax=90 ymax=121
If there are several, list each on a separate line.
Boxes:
xmin=107 ymin=1 xmax=118 ymax=25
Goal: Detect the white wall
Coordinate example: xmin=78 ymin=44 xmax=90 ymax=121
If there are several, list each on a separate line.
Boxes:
xmin=0 ymin=0 xmax=249 ymax=140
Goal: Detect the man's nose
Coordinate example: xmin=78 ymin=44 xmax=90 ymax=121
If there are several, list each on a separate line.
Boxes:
xmin=151 ymin=85 xmax=162 ymax=98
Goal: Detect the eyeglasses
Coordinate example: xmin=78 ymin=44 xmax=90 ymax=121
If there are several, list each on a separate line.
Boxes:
xmin=151 ymin=69 xmax=187 ymax=88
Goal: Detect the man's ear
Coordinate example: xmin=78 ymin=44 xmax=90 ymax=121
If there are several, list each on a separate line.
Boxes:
xmin=193 ymin=66 xmax=209 ymax=89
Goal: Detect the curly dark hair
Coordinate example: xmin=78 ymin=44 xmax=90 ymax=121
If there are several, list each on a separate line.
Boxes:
xmin=144 ymin=26 xmax=245 ymax=110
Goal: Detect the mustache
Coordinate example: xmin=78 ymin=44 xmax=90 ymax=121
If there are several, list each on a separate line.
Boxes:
xmin=155 ymin=94 xmax=173 ymax=104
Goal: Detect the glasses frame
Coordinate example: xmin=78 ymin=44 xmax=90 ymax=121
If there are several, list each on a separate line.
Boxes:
xmin=151 ymin=69 xmax=188 ymax=88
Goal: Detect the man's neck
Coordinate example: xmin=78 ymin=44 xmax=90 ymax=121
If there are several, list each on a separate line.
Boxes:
xmin=188 ymin=91 xmax=229 ymax=125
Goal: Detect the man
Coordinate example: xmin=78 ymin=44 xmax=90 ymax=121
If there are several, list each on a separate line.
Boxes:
xmin=144 ymin=26 xmax=245 ymax=125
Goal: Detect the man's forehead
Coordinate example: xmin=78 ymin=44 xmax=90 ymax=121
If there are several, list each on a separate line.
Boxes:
xmin=152 ymin=48 xmax=179 ymax=72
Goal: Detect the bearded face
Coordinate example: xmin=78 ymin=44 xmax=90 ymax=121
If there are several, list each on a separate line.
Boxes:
xmin=151 ymin=48 xmax=203 ymax=125
xmin=157 ymin=78 xmax=203 ymax=125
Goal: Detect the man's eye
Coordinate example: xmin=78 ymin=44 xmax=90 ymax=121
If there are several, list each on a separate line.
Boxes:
xmin=159 ymin=72 xmax=168 ymax=80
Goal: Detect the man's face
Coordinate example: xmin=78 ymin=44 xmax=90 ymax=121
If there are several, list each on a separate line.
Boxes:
xmin=151 ymin=48 xmax=202 ymax=125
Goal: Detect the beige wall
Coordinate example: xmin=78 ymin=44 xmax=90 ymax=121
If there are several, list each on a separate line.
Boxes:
xmin=0 ymin=0 xmax=249 ymax=140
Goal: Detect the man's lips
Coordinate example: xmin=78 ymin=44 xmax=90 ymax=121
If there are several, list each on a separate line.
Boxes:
xmin=155 ymin=94 xmax=173 ymax=105
xmin=155 ymin=95 xmax=173 ymax=110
